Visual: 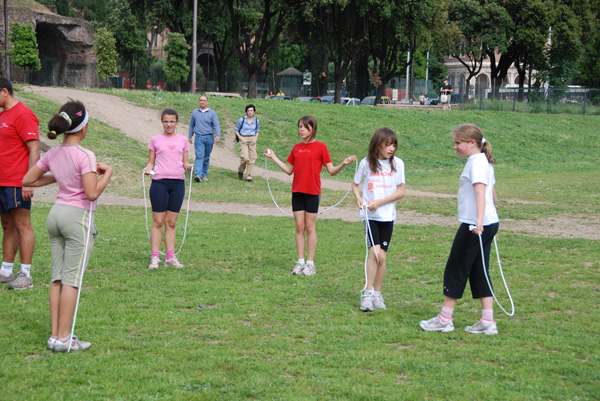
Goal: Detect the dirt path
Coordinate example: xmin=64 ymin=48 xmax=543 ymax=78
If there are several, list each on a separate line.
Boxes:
xmin=22 ymin=86 xmax=598 ymax=240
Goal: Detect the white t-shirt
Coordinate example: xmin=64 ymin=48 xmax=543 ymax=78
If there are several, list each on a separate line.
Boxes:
xmin=457 ymin=152 xmax=499 ymax=225
xmin=354 ymin=156 xmax=405 ymax=222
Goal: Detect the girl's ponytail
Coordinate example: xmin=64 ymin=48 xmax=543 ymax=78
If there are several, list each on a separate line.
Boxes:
xmin=47 ymin=100 xmax=87 ymax=140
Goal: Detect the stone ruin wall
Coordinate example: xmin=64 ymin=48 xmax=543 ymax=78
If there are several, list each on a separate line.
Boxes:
xmin=0 ymin=4 xmax=98 ymax=87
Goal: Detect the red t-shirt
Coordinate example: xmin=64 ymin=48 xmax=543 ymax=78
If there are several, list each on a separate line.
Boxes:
xmin=0 ymin=102 xmax=40 ymax=187
xmin=287 ymin=141 xmax=332 ymax=195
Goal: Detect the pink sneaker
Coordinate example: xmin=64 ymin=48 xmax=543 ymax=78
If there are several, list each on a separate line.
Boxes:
xmin=148 ymin=256 xmax=161 ymax=270
xmin=165 ymin=257 xmax=184 ymax=268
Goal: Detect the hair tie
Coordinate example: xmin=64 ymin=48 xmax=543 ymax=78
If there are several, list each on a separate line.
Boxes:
xmin=50 ymin=130 xmax=56 ymax=135
xmin=59 ymin=111 xmax=72 ymax=126
xmin=482 ymin=137 xmax=487 ymax=144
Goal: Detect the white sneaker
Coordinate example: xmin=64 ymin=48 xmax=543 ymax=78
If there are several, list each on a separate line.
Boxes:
xmin=303 ymin=263 xmax=316 ymax=276
xmin=148 ymin=256 xmax=160 ymax=270
xmin=291 ymin=263 xmax=304 ymax=275
xmin=53 ymin=335 xmax=91 ymax=352
xmin=419 ymin=315 xmax=455 ymax=332
xmin=165 ymin=257 xmax=184 ymax=268
xmin=465 ymin=320 xmax=498 ymax=335
xmin=47 ymin=336 xmax=57 ymax=351
xmin=373 ymin=293 xmax=386 ymax=310
xmin=360 ymin=293 xmax=374 ymax=312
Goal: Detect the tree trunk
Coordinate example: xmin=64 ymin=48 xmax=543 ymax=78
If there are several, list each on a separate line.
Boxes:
xmin=248 ymin=69 xmax=258 ymax=99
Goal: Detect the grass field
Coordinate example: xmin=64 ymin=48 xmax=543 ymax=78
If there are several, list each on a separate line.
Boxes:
xmin=1 ymin=88 xmax=598 ymax=400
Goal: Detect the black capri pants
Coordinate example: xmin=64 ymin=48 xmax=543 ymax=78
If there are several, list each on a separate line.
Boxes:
xmin=443 ymin=222 xmax=499 ymax=299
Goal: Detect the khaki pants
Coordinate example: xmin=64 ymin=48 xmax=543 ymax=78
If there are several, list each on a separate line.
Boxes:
xmin=238 ymin=135 xmax=257 ymax=178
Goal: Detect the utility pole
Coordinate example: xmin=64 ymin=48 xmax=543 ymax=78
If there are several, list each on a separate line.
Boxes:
xmin=191 ymin=0 xmax=197 ymax=93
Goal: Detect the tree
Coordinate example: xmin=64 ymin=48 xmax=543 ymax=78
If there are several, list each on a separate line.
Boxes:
xmin=364 ymin=0 xmax=451 ymax=104
xmin=198 ymin=0 xmax=236 ymax=92
xmin=446 ymin=0 xmax=511 ymax=99
xmin=8 ymin=23 xmax=41 ymax=83
xmin=94 ymin=27 xmax=118 ymax=86
xmin=304 ymin=0 xmax=366 ymax=103
xmin=107 ymin=0 xmax=147 ymax=84
xmin=164 ymin=32 xmax=190 ymax=91
xmin=228 ymin=0 xmax=298 ymax=98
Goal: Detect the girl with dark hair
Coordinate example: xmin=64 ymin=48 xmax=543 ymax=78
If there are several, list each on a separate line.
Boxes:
xmin=22 ymin=100 xmax=112 ymax=352
xmin=142 ymin=109 xmax=193 ymax=270
xmin=235 ymin=104 xmax=260 ymax=182
xmin=352 ymin=128 xmax=405 ymax=311
xmin=264 ymin=115 xmax=355 ymax=276
xmin=420 ymin=123 xmax=500 ymax=335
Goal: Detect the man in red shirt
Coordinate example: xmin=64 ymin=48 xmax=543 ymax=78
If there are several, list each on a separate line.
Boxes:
xmin=0 ymin=77 xmax=40 ymax=290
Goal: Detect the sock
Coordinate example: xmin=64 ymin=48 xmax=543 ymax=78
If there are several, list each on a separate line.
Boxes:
xmin=297 ymin=258 xmax=305 ymax=265
xmin=438 ymin=306 xmax=454 ymax=324
xmin=151 ymin=251 xmax=159 ymax=259
xmin=166 ymin=250 xmax=175 ymax=260
xmin=373 ymin=290 xmax=381 ymax=297
xmin=306 ymin=260 xmax=314 ymax=266
xmin=59 ymin=335 xmax=70 ymax=343
xmin=481 ymin=309 xmax=494 ymax=325
xmin=0 ymin=262 xmax=14 ymax=277
xmin=20 ymin=264 xmax=31 ymax=278
xmin=364 ymin=288 xmax=374 ymax=295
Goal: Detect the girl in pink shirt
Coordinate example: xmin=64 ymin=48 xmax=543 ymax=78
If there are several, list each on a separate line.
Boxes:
xmin=22 ymin=100 xmax=112 ymax=352
xmin=142 ymin=109 xmax=193 ymax=269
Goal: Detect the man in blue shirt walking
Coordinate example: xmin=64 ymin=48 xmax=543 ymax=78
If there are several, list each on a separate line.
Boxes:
xmin=188 ymin=95 xmax=221 ymax=182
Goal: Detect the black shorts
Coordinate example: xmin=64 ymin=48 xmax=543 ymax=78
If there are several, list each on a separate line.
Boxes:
xmin=291 ymin=192 xmax=320 ymax=214
xmin=363 ymin=220 xmax=394 ymax=251
xmin=443 ymin=222 xmax=499 ymax=299
xmin=0 ymin=186 xmax=32 ymax=212
xmin=149 ymin=179 xmax=185 ymax=213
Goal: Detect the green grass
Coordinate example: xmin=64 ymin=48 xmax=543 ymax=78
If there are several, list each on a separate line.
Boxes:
xmin=1 ymin=206 xmax=598 ymax=400
xmin=2 ymin=87 xmax=599 ymax=400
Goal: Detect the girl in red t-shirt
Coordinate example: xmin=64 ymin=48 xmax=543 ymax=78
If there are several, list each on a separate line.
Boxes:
xmin=265 ymin=115 xmax=355 ymax=276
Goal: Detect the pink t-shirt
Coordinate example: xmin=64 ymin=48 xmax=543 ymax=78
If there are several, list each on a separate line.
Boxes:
xmin=37 ymin=145 xmax=97 ymax=210
xmin=148 ymin=133 xmax=189 ymax=180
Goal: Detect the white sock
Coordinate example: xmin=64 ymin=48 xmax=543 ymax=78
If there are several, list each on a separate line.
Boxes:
xmin=373 ymin=290 xmax=381 ymax=297
xmin=59 ymin=336 xmax=70 ymax=343
xmin=1 ymin=262 xmax=14 ymax=277
xmin=20 ymin=264 xmax=31 ymax=278
xmin=364 ymin=289 xmax=374 ymax=295
xmin=297 ymin=258 xmax=305 ymax=265
xmin=306 ymin=260 xmax=314 ymax=266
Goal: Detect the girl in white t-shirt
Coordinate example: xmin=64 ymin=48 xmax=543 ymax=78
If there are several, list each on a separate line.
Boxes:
xmin=22 ymin=100 xmax=113 ymax=352
xmin=352 ymin=128 xmax=405 ymax=312
xmin=142 ymin=109 xmax=193 ymax=270
xmin=420 ymin=123 xmax=500 ymax=335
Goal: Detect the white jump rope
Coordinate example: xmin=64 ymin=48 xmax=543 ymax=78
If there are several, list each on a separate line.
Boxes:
xmin=142 ymin=169 xmax=194 ymax=257
xmin=360 ymin=204 xmax=380 ymax=297
xmin=68 ymin=200 xmax=95 ymax=352
xmin=264 ymin=150 xmax=356 ymax=216
xmin=469 ymin=225 xmax=515 ymax=316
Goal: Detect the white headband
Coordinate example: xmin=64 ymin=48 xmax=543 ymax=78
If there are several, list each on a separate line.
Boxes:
xmin=65 ymin=109 xmax=89 ymax=134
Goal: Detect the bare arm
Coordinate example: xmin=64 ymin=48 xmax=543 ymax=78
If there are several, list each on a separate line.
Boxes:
xmin=22 ymin=165 xmax=56 ymax=187
xmin=82 ymin=163 xmax=113 ymax=201
xmin=473 ymin=183 xmax=486 ymax=234
xmin=143 ymin=150 xmax=156 ymax=174
xmin=352 ymin=181 xmax=365 ymax=209
xmin=22 ymin=140 xmax=41 ymax=200
xmin=183 ymin=151 xmax=193 ymax=171
xmin=325 ymin=156 xmax=356 ymax=176
xmin=264 ymin=148 xmax=293 ymax=175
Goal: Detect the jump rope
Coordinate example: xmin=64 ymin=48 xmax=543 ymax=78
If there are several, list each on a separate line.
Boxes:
xmin=141 ymin=169 xmax=194 ymax=257
xmin=469 ymin=225 xmax=515 ymax=316
xmin=264 ymin=152 xmax=356 ymax=217
xmin=68 ymin=200 xmax=95 ymax=352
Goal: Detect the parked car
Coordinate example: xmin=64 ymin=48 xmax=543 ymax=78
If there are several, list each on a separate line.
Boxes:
xmin=270 ymin=95 xmax=292 ymax=100
xmin=296 ymin=96 xmax=321 ymax=102
xmin=319 ymin=95 xmax=335 ymax=104
xmin=361 ymin=96 xmax=392 ymax=105
xmin=341 ymin=97 xmax=361 ymax=106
